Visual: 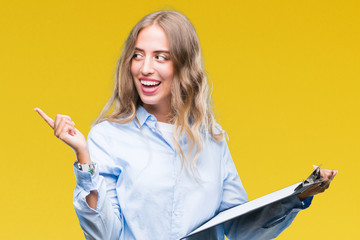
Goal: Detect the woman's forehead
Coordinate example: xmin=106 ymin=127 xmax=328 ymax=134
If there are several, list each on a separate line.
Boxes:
xmin=135 ymin=25 xmax=169 ymax=51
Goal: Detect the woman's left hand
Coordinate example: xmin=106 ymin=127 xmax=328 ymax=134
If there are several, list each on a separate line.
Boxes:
xmin=297 ymin=166 xmax=338 ymax=201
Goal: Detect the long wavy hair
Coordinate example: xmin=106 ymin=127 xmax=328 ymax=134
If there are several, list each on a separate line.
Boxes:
xmin=94 ymin=10 xmax=225 ymax=176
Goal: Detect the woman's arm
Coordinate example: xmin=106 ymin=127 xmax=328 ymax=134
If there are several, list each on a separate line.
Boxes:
xmin=35 ymin=108 xmax=123 ymax=239
xmin=219 ymin=140 xmax=336 ymax=239
xmin=35 ymin=108 xmax=99 ymax=209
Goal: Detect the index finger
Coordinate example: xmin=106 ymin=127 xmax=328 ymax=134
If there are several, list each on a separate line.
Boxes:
xmin=34 ymin=107 xmax=55 ymax=129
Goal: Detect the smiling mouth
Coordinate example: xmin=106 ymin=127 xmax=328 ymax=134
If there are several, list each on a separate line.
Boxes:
xmin=140 ymin=80 xmax=161 ymax=87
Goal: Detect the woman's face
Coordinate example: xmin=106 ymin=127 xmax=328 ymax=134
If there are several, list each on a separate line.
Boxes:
xmin=131 ymin=25 xmax=174 ymax=115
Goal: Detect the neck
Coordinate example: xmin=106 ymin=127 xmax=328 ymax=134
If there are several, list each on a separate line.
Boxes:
xmin=143 ymin=104 xmax=171 ymax=123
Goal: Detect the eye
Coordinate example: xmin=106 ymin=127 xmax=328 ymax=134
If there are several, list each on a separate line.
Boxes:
xmin=133 ymin=53 xmax=143 ymax=60
xmin=155 ymin=55 xmax=168 ymax=62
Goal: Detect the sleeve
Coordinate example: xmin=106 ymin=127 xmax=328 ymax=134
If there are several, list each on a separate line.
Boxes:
xmin=73 ymin=125 xmax=124 ymax=240
xmin=220 ymin=141 xmax=313 ymax=240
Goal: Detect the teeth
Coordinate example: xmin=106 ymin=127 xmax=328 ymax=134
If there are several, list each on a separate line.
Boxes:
xmin=140 ymin=80 xmax=160 ymax=86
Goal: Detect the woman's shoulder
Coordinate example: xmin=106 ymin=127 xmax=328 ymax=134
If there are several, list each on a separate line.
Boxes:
xmin=201 ymin=122 xmax=228 ymax=153
xmin=209 ymin=122 xmax=227 ymax=142
xmin=213 ymin=122 xmax=225 ymax=134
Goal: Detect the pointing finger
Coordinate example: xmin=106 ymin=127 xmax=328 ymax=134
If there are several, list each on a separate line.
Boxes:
xmin=34 ymin=108 xmax=55 ymax=129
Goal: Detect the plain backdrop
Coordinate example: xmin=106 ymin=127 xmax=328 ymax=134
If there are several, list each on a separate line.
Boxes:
xmin=1 ymin=0 xmax=359 ymax=239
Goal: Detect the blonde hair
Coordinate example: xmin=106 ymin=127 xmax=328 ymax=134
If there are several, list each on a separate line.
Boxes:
xmin=94 ymin=10 xmax=225 ymax=176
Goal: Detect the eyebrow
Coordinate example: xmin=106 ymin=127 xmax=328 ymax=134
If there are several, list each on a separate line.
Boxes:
xmin=134 ymin=47 xmax=170 ymax=54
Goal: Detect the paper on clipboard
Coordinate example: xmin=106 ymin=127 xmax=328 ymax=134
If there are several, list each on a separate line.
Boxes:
xmin=181 ymin=166 xmax=324 ymax=239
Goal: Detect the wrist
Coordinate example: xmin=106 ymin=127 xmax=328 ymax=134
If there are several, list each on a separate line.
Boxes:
xmin=76 ymin=147 xmax=91 ymax=164
xmin=297 ymin=193 xmax=307 ymax=201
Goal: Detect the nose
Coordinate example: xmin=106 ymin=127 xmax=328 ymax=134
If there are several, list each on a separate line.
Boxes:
xmin=140 ymin=56 xmax=155 ymax=75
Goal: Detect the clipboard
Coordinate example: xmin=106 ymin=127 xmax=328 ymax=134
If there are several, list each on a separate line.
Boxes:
xmin=181 ymin=166 xmax=324 ymax=239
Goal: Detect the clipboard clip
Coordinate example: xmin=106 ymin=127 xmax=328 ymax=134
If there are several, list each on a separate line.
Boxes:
xmin=294 ymin=164 xmax=324 ymax=192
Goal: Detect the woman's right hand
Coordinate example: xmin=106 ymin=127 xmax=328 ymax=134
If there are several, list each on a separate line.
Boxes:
xmin=35 ymin=108 xmax=96 ymax=209
xmin=34 ymin=108 xmax=90 ymax=163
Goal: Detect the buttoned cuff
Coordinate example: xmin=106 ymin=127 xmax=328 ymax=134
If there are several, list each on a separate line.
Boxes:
xmin=300 ymin=196 xmax=313 ymax=209
xmin=73 ymin=162 xmax=101 ymax=193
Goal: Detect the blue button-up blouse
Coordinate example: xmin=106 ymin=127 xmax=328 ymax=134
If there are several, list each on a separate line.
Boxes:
xmin=73 ymin=106 xmax=310 ymax=240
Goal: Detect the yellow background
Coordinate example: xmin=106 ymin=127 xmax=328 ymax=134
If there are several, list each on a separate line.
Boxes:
xmin=1 ymin=0 xmax=359 ymax=239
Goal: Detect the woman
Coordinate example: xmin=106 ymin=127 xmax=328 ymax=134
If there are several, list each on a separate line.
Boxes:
xmin=35 ymin=10 xmax=337 ymax=240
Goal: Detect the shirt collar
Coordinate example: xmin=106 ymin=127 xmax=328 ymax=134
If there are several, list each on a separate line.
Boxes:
xmin=135 ymin=106 xmax=157 ymax=128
